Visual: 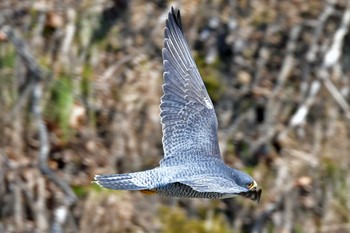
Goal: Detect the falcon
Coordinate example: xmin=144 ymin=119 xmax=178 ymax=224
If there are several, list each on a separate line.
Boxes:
xmin=94 ymin=7 xmax=262 ymax=202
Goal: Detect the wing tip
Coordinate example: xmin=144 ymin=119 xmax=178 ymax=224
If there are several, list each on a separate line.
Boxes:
xmin=169 ymin=6 xmax=183 ymax=31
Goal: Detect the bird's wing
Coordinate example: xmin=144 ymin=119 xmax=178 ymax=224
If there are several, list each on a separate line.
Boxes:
xmin=159 ymin=7 xmax=221 ymax=167
xmin=179 ymin=176 xmax=248 ymax=194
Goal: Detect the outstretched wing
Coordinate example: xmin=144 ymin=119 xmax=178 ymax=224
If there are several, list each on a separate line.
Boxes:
xmin=159 ymin=8 xmax=221 ymax=166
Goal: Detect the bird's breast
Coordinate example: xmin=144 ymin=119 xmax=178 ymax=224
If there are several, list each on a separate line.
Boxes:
xmin=156 ymin=182 xmax=226 ymax=199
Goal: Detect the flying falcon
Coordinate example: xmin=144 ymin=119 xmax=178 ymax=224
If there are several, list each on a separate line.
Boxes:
xmin=94 ymin=7 xmax=262 ymax=202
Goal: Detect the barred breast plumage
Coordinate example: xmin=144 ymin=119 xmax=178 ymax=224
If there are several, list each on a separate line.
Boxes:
xmin=156 ymin=183 xmax=228 ymax=199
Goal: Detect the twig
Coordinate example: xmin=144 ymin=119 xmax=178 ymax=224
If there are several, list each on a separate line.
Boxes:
xmin=285 ymin=1 xmax=336 ymax=129
xmin=31 ymin=82 xmax=77 ymax=204
xmin=13 ymin=177 xmax=24 ymax=232
xmin=319 ymin=1 xmax=350 ymax=119
xmin=319 ymin=69 xmax=350 ymax=119
xmin=323 ymin=1 xmax=350 ymax=68
xmin=266 ymin=25 xmax=301 ymax=118
xmin=100 ymin=53 xmax=136 ymax=83
xmin=289 ymin=80 xmax=321 ymax=128
xmin=2 ymin=26 xmax=46 ymax=80
xmin=3 ymin=81 xmax=35 ymax=126
xmin=60 ymin=9 xmax=76 ymax=64
xmin=272 ymin=25 xmax=302 ymax=98
xmin=306 ymin=1 xmax=335 ymax=64
xmin=0 ymin=150 xmax=8 ymax=200
xmin=3 ymin=25 xmax=77 ymax=232
xmin=249 ymin=25 xmax=302 ymax=155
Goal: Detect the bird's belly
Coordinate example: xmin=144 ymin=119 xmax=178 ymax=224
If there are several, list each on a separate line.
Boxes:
xmin=156 ymin=182 xmax=226 ymax=199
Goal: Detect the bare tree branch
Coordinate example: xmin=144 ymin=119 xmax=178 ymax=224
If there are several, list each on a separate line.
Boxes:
xmin=320 ymin=1 xmax=350 ymax=119
xmin=2 ymin=25 xmax=77 ymax=233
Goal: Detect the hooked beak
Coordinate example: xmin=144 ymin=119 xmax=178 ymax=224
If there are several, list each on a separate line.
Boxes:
xmin=249 ymin=180 xmax=258 ymax=190
xmin=239 ymin=180 xmax=261 ymax=203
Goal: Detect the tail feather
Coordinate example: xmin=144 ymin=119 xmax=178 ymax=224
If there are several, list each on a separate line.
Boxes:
xmin=93 ymin=173 xmax=149 ymax=191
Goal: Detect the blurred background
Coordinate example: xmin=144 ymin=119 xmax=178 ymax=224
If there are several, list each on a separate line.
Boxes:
xmin=1 ymin=0 xmax=350 ymax=232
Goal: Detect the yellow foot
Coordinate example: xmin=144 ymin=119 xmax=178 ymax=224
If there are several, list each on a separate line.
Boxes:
xmin=140 ymin=189 xmax=157 ymax=195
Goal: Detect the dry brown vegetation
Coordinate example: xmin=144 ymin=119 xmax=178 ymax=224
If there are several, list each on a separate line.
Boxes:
xmin=1 ymin=0 xmax=350 ymax=232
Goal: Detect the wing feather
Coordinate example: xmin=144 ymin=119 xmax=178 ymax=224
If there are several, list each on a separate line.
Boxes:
xmin=160 ymin=7 xmax=221 ymax=166
xmin=179 ymin=176 xmax=248 ymax=194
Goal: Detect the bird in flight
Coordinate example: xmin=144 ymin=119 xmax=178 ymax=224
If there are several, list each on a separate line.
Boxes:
xmin=94 ymin=7 xmax=262 ymax=202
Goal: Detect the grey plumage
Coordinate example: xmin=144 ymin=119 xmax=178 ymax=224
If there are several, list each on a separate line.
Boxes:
xmin=160 ymin=8 xmax=220 ymax=165
xmin=94 ymin=7 xmax=261 ymax=202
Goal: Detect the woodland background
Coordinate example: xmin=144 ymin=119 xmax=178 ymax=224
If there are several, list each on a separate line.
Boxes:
xmin=1 ymin=0 xmax=350 ymax=232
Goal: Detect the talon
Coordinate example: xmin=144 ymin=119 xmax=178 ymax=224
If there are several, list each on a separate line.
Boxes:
xmin=140 ymin=189 xmax=157 ymax=195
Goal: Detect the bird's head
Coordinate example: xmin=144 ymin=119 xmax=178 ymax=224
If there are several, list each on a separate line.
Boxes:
xmin=231 ymin=169 xmax=262 ymax=202
xmin=231 ymin=169 xmax=258 ymax=190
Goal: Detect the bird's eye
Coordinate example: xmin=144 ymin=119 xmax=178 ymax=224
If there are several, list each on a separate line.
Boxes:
xmin=247 ymin=182 xmax=256 ymax=190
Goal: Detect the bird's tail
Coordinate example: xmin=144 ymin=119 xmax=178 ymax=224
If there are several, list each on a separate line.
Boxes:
xmin=93 ymin=173 xmax=150 ymax=191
